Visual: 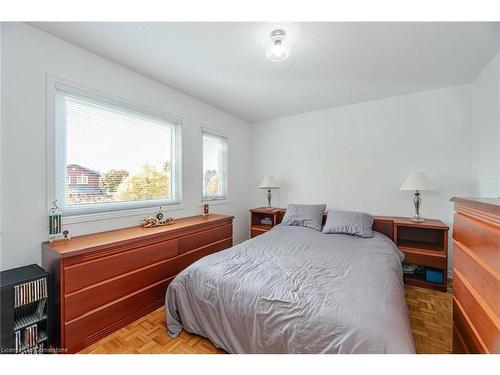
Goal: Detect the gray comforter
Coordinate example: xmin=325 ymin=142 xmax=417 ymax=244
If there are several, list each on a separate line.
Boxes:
xmin=166 ymin=225 xmax=415 ymax=353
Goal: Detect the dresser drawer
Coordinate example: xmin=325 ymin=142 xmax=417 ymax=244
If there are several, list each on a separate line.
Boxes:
xmin=454 ymin=240 xmax=500 ymax=313
xmin=251 ymin=228 xmax=267 ymax=238
xmin=64 ymin=257 xmax=178 ymax=321
xmin=178 ymin=224 xmax=232 ymax=255
xmin=453 ymin=211 xmax=500 ymax=273
xmin=64 ymin=277 xmax=172 ymax=351
xmin=179 ymin=238 xmax=232 ymax=271
xmin=64 ymin=239 xmax=178 ymax=293
xmin=453 ymin=270 xmax=500 ymax=353
xmin=453 ymin=299 xmax=485 ymax=353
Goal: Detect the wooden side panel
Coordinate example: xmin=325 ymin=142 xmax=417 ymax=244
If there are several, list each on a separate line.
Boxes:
xmin=64 ymin=239 xmax=178 ymax=293
xmin=373 ymin=217 xmax=394 ymax=241
xmin=453 ymin=270 xmax=499 ymax=353
xmin=178 ymin=224 xmax=232 ymax=255
xmin=64 ymin=258 xmax=178 ymax=321
xmin=179 ymin=238 xmax=232 ymax=271
xmin=64 ymin=277 xmax=172 ymax=351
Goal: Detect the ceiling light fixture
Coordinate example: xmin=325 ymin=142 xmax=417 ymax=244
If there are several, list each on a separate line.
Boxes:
xmin=265 ymin=29 xmax=290 ymax=62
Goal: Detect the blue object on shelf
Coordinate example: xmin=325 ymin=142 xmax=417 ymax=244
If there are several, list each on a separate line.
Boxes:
xmin=425 ymin=268 xmax=444 ymax=284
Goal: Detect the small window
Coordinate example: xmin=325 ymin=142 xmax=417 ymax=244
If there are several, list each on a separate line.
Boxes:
xmin=76 ymin=175 xmax=89 ymax=185
xmin=54 ymin=83 xmax=182 ymax=215
xmin=202 ymin=129 xmax=228 ymax=201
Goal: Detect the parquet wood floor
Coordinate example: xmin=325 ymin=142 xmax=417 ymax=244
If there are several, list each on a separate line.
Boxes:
xmin=79 ymin=284 xmax=452 ymax=354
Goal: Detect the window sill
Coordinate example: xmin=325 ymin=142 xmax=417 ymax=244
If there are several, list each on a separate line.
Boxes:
xmin=62 ymin=204 xmax=185 ymax=225
xmin=199 ymin=200 xmax=230 ymax=207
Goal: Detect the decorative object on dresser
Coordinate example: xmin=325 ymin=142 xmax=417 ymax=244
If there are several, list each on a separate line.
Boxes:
xmin=42 ymin=214 xmax=234 ymax=353
xmin=258 ymin=175 xmax=280 ymax=209
xmin=400 ymin=172 xmax=436 ymax=222
xmin=250 ymin=207 xmax=285 ymax=238
xmin=450 ymin=197 xmax=499 ymax=354
xmin=0 ymin=264 xmax=49 ymax=354
xmin=394 ymin=217 xmax=448 ymax=292
xmin=141 ymin=206 xmax=175 ymax=228
xmin=48 ymin=200 xmax=70 ymax=242
xmin=141 ymin=216 xmax=175 ymax=228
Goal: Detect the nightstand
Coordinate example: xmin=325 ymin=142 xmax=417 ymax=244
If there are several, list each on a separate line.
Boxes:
xmin=249 ymin=207 xmax=285 ymax=238
xmin=394 ymin=217 xmax=449 ymax=292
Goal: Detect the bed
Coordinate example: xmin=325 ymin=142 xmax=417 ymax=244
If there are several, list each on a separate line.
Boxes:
xmin=165 ymin=223 xmax=415 ymax=353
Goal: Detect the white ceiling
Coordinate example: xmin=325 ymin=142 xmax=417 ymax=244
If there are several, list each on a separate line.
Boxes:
xmin=31 ymin=22 xmax=500 ymax=122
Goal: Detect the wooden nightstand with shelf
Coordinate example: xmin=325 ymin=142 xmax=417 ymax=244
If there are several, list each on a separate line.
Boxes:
xmin=394 ymin=217 xmax=449 ymax=292
xmin=250 ymin=208 xmax=285 ymax=238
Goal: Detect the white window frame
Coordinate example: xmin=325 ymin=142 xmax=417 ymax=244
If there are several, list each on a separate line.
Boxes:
xmin=201 ymin=127 xmax=229 ymax=203
xmin=47 ymin=75 xmax=184 ymax=222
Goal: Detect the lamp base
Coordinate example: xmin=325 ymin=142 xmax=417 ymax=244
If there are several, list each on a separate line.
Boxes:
xmin=410 ymin=216 xmax=426 ymax=223
xmin=411 ymin=190 xmax=426 ymax=222
xmin=266 ymin=189 xmax=273 ymax=210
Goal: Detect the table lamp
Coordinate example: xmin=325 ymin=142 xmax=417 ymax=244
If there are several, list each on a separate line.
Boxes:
xmin=400 ymin=172 xmax=436 ymax=222
xmin=259 ymin=176 xmax=280 ymax=209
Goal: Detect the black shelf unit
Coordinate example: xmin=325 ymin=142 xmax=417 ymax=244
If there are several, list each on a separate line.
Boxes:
xmin=1 ymin=264 xmax=49 ymax=354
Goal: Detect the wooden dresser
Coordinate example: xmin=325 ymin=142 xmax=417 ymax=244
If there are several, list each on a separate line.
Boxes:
xmin=451 ymin=198 xmax=499 ymax=354
xmin=42 ymin=214 xmax=233 ymax=353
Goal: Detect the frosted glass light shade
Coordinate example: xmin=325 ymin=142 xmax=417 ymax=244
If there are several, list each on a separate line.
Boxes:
xmin=265 ymin=43 xmax=290 ymax=62
xmin=400 ymin=172 xmax=436 ymax=191
xmin=259 ymin=175 xmax=280 ymax=189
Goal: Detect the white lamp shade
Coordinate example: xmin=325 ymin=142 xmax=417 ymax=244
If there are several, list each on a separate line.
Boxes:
xmin=259 ymin=175 xmax=280 ymax=189
xmin=400 ymin=172 xmax=436 ymax=191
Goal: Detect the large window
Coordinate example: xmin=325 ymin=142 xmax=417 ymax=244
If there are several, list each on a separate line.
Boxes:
xmin=54 ymin=83 xmax=181 ymax=215
xmin=202 ymin=129 xmax=228 ymax=201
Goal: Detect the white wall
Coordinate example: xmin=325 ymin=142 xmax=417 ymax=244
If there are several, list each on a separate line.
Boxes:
xmin=471 ymin=51 xmax=500 ymax=196
xmin=251 ymin=84 xmax=478 ymax=271
xmin=0 ymin=23 xmax=252 ymax=271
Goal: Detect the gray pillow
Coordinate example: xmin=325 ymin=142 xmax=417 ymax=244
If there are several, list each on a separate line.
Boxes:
xmin=281 ymin=204 xmax=326 ymax=231
xmin=322 ymin=210 xmax=374 ymax=238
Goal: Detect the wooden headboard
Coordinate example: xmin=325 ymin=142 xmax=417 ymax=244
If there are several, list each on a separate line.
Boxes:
xmin=372 ymin=216 xmax=395 ymax=241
